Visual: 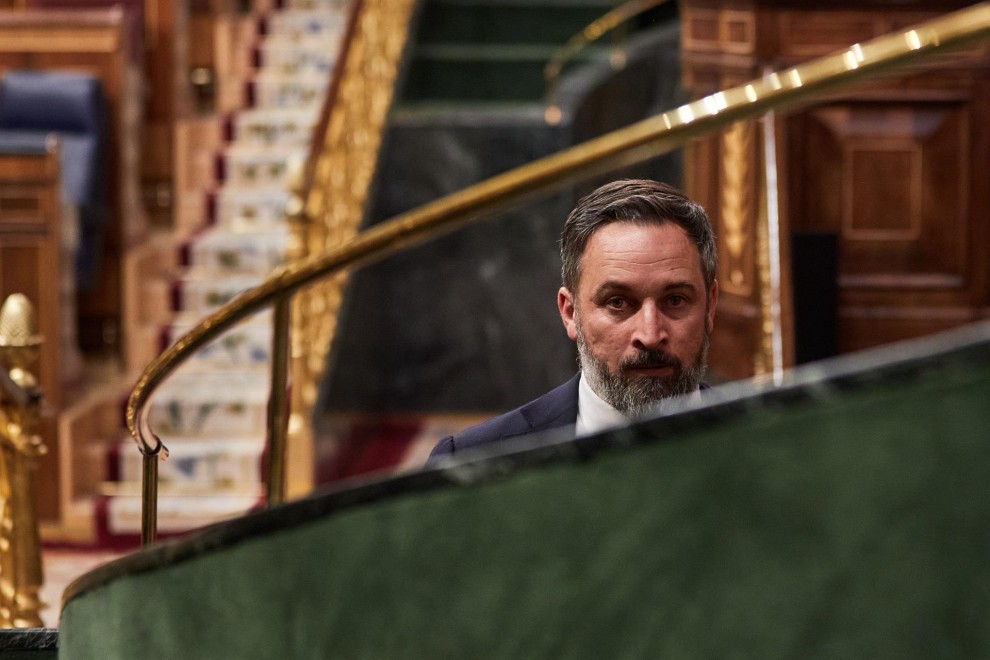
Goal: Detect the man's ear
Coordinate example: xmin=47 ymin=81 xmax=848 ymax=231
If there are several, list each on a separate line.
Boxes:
xmin=558 ymin=287 xmax=578 ymax=341
xmin=707 ymin=279 xmax=719 ymax=334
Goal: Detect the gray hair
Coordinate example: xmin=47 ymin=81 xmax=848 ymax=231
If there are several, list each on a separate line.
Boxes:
xmin=560 ymin=179 xmax=717 ymax=291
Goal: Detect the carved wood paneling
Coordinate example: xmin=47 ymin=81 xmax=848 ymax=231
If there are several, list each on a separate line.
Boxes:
xmin=0 ymin=150 xmax=64 ymax=410
xmin=792 ymin=99 xmax=969 ymax=285
xmin=681 ymin=0 xmax=990 ymax=373
xmin=719 ymin=120 xmax=756 ymax=297
xmin=787 ymin=84 xmax=983 ymax=352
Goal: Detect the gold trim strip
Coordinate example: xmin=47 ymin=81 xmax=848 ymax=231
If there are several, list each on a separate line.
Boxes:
xmin=0 ymin=293 xmax=47 ymax=627
xmin=127 ymin=1 xmax=990 ymax=523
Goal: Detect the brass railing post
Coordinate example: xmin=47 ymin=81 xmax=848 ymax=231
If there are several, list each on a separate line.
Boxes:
xmin=267 ymin=298 xmax=292 ymax=507
xmin=141 ymin=451 xmax=159 ymax=546
xmin=137 ymin=393 xmax=168 ymax=547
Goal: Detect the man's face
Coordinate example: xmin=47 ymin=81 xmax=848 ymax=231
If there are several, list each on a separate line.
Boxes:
xmin=558 ymin=221 xmax=718 ymax=418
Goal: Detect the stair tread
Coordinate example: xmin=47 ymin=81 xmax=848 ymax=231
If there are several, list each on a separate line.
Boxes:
xmin=413 ymin=42 xmax=608 ymax=60
xmin=426 ymin=0 xmax=614 ymax=6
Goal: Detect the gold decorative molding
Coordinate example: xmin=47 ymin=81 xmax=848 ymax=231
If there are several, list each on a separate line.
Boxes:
xmin=720 ymin=120 xmax=754 ymax=296
xmin=288 ymin=0 xmax=419 ymax=496
xmin=0 ymin=294 xmax=46 ymax=628
xmin=753 ymin=173 xmax=774 ymax=379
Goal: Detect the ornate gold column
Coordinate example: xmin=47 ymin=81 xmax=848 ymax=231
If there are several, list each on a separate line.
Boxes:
xmin=0 ymin=294 xmax=47 ymax=628
xmin=287 ymin=0 xmax=420 ymax=497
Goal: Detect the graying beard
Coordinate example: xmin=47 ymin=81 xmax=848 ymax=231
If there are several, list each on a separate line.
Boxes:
xmin=576 ymin=327 xmax=708 ymax=419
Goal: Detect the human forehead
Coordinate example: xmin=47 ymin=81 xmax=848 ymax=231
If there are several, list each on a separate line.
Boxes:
xmin=578 ymin=221 xmax=702 ymax=280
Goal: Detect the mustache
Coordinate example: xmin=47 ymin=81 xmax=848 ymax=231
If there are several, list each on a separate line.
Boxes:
xmin=620 ymin=349 xmax=681 ymax=372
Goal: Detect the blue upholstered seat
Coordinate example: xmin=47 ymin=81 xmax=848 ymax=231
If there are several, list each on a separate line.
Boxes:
xmin=0 ymin=70 xmax=109 ymax=289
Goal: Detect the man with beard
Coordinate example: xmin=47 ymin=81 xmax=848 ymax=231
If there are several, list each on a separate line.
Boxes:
xmin=426 ymin=179 xmax=718 ymax=463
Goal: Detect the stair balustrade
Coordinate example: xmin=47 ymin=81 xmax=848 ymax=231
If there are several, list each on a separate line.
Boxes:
xmin=127 ymin=2 xmax=990 ymax=545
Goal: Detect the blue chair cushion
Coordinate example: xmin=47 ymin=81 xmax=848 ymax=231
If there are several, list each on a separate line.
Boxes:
xmin=0 ymin=70 xmax=106 ymax=134
xmin=0 ymin=70 xmax=110 ymax=288
xmin=0 ymin=131 xmax=51 ymax=155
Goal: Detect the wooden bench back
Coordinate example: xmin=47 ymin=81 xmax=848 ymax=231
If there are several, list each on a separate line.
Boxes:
xmin=0 ymin=7 xmax=145 ymax=356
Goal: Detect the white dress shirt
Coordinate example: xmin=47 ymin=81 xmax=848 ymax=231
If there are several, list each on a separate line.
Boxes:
xmin=574 ymin=372 xmax=703 ymax=437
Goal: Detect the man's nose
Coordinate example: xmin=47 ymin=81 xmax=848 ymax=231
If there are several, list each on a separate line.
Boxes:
xmin=631 ymin=303 xmax=668 ymax=350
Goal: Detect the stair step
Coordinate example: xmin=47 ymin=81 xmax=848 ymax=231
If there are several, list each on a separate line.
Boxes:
xmin=99 ymin=492 xmax=262 ymax=537
xmin=416 ymin=0 xmax=616 ymax=47
xmin=403 ymin=44 xmax=608 ymax=101
xmin=168 ymin=312 xmax=274 ymax=369
xmin=187 ymin=226 xmax=290 ymax=275
xmin=401 ymin=0 xmax=676 ymax=103
xmin=148 ymin=370 xmax=270 ymax=438
xmin=174 ymin=272 xmax=267 ymax=315
xmin=231 ymin=106 xmax=320 ymax=146
xmin=112 ymin=437 xmax=266 ymax=490
xmin=220 ymin=143 xmax=308 ymax=189
xmin=249 ymin=71 xmax=329 ymax=110
xmin=265 ymin=7 xmax=349 ymax=40
xmin=214 ymin=188 xmax=293 ymax=230
xmin=257 ymin=34 xmax=342 ymax=77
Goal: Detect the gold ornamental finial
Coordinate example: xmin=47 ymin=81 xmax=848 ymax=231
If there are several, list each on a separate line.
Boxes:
xmin=0 ymin=294 xmax=41 ymax=349
xmin=0 ymin=294 xmax=42 ymax=387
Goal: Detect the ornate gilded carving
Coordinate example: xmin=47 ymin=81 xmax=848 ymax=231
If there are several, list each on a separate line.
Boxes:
xmin=288 ymin=0 xmax=418 ymax=494
xmin=720 ymin=120 xmax=755 ymax=296
xmin=752 ymin=113 xmax=786 ymax=382
xmin=0 ymin=294 xmax=47 ymax=628
xmin=753 ymin=179 xmax=774 ymax=378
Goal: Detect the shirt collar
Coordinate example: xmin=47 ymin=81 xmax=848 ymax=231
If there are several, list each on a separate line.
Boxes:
xmin=574 ymin=372 xmax=704 ymax=437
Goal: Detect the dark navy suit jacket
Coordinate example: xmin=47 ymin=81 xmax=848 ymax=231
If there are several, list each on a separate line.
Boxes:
xmin=425 ymin=374 xmax=711 ymax=466
xmin=426 ymin=374 xmax=581 ymax=465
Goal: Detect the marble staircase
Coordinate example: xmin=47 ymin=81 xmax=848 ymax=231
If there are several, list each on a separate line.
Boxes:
xmin=93 ymin=0 xmax=352 ymax=545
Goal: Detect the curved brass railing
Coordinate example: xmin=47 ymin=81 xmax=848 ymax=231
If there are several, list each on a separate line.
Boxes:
xmin=544 ymin=0 xmax=671 ymax=125
xmin=128 ymin=2 xmax=990 ymax=545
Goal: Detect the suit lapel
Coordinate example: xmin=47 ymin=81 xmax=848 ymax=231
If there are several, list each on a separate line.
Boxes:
xmin=502 ymin=374 xmax=580 ymax=441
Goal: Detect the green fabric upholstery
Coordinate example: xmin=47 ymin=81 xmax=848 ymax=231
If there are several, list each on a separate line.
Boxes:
xmin=60 ymin=324 xmax=990 ymax=658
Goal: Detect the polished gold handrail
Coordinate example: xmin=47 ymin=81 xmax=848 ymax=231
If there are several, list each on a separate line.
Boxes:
xmin=544 ymin=0 xmax=671 ymax=125
xmin=128 ymin=2 xmax=990 ymax=544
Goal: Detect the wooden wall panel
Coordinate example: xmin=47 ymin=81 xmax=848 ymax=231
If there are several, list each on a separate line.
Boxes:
xmin=787 ymin=83 xmax=984 ymax=353
xmin=681 ymin=0 xmax=990 ymax=375
xmin=0 ymin=147 xmax=70 ymax=520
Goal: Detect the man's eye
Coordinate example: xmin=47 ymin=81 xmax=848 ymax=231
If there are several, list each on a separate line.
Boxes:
xmin=606 ymin=297 xmax=626 ymax=309
xmin=667 ymin=295 xmax=687 ymax=307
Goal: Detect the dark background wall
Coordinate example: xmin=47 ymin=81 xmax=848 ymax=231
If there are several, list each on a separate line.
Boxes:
xmin=319 ymin=16 xmax=685 ymax=415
